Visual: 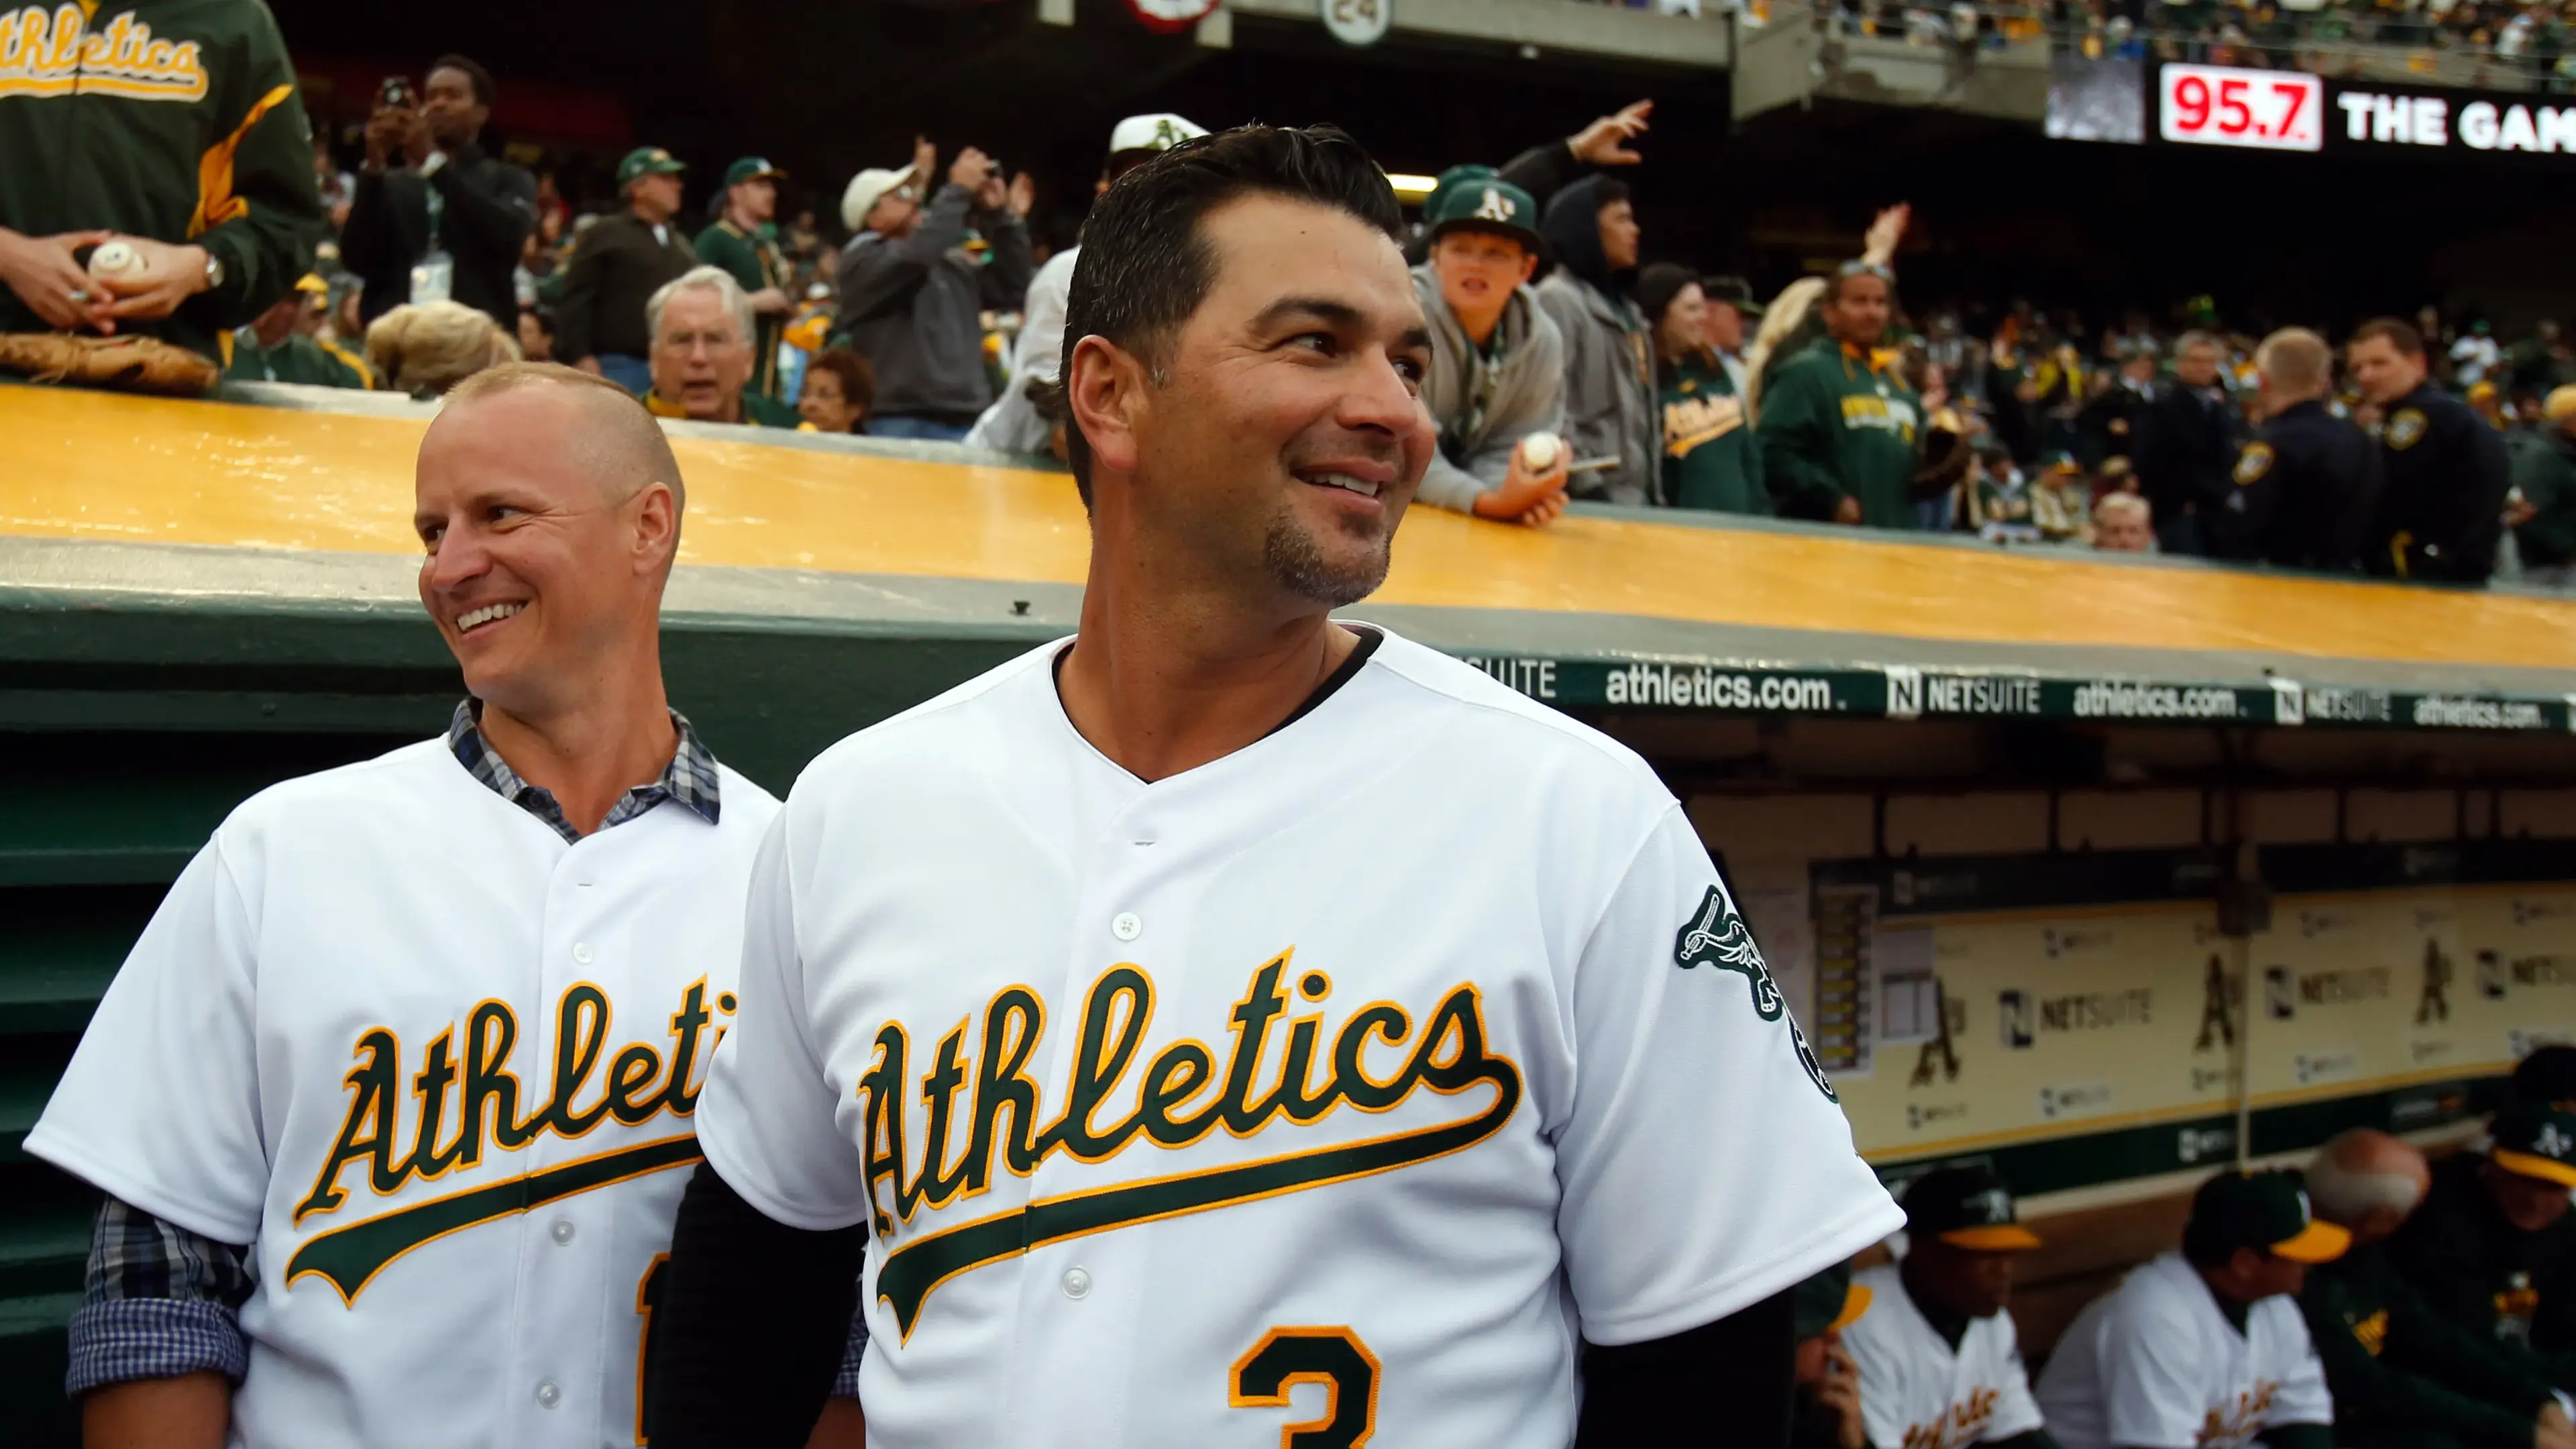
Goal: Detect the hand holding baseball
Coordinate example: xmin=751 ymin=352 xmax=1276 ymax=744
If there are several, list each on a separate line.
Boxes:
xmin=1472 ymin=431 xmax=1573 ymax=526
xmin=0 ymin=227 xmax=115 ymax=331
xmin=86 ymin=236 xmax=213 ymax=327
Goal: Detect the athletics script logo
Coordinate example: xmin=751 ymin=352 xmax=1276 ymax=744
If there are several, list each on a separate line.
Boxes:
xmin=1675 ymin=884 xmax=1838 ymax=1102
xmin=860 ymin=955 xmax=1522 ymax=1338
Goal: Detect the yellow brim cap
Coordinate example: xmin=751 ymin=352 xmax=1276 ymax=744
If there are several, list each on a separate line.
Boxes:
xmin=2494 ymin=1148 xmax=2576 ymax=1189
xmin=1940 ymin=1224 xmax=2043 ymax=1252
xmin=2270 ymin=1217 xmax=2353 ymax=1264
xmin=1829 ymin=1283 xmax=1873 ymax=1332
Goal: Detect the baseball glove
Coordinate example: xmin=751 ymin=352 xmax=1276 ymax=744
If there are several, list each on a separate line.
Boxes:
xmin=0 ymin=331 xmax=220 ymax=396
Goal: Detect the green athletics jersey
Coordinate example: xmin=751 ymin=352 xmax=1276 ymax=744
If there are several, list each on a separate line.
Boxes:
xmin=221 ymin=329 xmax=372 ymax=389
xmin=1658 ymin=352 xmax=1768 ymax=515
xmin=694 ymin=217 xmax=786 ymax=400
xmin=1758 ymin=337 xmax=1925 ymax=529
xmin=2300 ymin=1241 xmax=2557 ymax=1449
xmin=0 ymin=0 xmax=325 ymax=356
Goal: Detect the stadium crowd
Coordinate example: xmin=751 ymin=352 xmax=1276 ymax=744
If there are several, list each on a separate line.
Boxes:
xmin=1 ymin=30 xmax=2569 ymax=588
xmin=1792 ymin=1049 xmax=2576 ymax=1449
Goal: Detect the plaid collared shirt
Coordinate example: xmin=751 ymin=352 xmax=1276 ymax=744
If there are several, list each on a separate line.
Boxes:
xmin=68 ymin=703 xmax=866 ymax=1396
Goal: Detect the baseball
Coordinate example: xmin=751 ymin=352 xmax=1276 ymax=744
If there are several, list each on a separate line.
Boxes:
xmin=1518 ymin=431 xmax=1563 ymax=472
xmin=87 ymin=241 xmax=143 ymax=280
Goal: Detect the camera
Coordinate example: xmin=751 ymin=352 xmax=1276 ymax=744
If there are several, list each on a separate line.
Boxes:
xmin=377 ymin=75 xmax=414 ymax=111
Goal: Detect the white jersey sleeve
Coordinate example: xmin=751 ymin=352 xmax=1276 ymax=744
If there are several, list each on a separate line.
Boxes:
xmin=694 ymin=806 xmax=873 ymax=1230
xmin=1983 ymin=1316 xmax=2046 ymax=1442
xmin=2098 ymin=1289 xmax=2216 ymax=1449
xmin=2264 ymin=1307 xmax=2333 ymax=1428
xmin=1551 ymin=804 xmax=1900 ymax=1346
xmin=28 ymin=841 xmax=266 ymax=1244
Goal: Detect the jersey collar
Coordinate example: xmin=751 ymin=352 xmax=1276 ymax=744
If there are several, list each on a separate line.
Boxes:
xmin=447 ymin=700 xmax=722 ymax=842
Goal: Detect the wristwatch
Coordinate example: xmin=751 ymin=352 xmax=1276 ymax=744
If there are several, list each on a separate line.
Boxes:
xmin=201 ymin=251 xmax=225 ymax=293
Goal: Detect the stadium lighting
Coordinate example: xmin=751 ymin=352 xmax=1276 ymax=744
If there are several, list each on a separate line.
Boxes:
xmin=1385 ymin=172 xmax=1438 ymax=203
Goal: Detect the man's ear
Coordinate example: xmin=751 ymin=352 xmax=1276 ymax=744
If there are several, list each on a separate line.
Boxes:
xmin=1066 ymin=334 xmax=1150 ymax=480
xmin=633 ymin=482 xmax=680 ymax=576
xmin=1515 ymin=254 xmax=1539 ymax=287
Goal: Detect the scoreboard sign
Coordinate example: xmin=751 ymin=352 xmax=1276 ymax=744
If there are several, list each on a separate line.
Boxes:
xmin=2159 ymin=64 xmax=2325 ymax=152
xmin=2151 ymin=62 xmax=2576 ymax=160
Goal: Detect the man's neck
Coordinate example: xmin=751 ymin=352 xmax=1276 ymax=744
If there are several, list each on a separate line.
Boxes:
xmin=1451 ymin=298 xmax=1507 ymax=350
xmin=1057 ymin=524 xmax=1361 ymax=783
xmin=437 ymin=133 xmax=476 ymax=161
xmin=1896 ymin=1260 xmax=1975 ymax=1351
xmin=475 ymin=656 xmax=678 ymax=835
xmin=723 ymin=205 xmax=763 ymax=234
xmin=631 ymin=203 xmax=669 ymax=228
xmin=2267 ymin=392 xmax=2322 ymax=419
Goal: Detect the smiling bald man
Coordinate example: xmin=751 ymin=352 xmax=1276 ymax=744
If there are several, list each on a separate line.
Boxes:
xmin=28 ymin=363 xmax=870 ymax=1448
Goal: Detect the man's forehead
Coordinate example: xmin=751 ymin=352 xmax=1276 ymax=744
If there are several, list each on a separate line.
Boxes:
xmin=1198 ymin=195 xmax=1418 ymax=329
xmin=419 ymin=388 xmax=637 ymax=503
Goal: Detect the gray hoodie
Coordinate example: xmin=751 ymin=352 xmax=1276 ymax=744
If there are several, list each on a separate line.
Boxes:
xmin=1534 ymin=175 xmax=1659 ymax=506
xmin=835 ymin=183 xmax=1033 ymax=421
xmin=1411 ymin=264 xmax=1568 ymax=515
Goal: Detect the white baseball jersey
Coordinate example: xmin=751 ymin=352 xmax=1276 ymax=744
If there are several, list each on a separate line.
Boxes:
xmin=697 ymin=627 xmax=1902 ymax=1449
xmin=29 ymin=737 xmax=778 ymax=1449
xmin=1841 ymin=1263 xmax=2045 ymax=1449
xmin=2034 ymin=1251 xmax=2332 ymax=1449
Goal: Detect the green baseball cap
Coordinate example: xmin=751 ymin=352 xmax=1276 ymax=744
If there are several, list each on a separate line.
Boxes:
xmin=617 ymin=146 xmax=688 ymax=187
xmin=2492 ymin=1102 xmax=2576 ymax=1187
xmin=723 ymin=156 xmax=785 ymax=188
xmin=1789 ymin=1262 xmax=1872 ymax=1341
xmin=1902 ymin=1165 xmax=2042 ymax=1251
xmin=1422 ymin=174 xmax=1542 ymax=252
xmin=2184 ymin=1169 xmax=2351 ymax=1265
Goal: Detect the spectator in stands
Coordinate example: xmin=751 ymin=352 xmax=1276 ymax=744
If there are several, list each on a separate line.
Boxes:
xmin=2133 ymin=331 xmax=2239 ymax=555
xmin=2352 ymin=317 xmax=2513 ymax=585
xmin=798 ymin=347 xmax=875 ymax=435
xmin=517 ymin=306 xmax=554 ymax=364
xmin=641 ymin=266 xmax=795 ymax=427
xmin=225 ymin=275 xmax=373 ymax=388
xmin=2031 ymin=451 xmax=2093 ymax=542
xmin=2390 ymin=1102 xmax=2576 ymax=1363
xmin=2301 ymin=1129 xmax=2576 ymax=1449
xmin=2212 ymin=327 xmax=2379 ymax=572
xmin=2454 ymin=319 xmax=2502 ymax=389
xmin=1638 ymin=263 xmax=1765 ymax=515
xmin=0 ymin=0 xmax=321 ymax=359
xmin=2036 ymin=1170 xmax=2344 ymax=1449
xmin=1790 ymin=1263 xmax=1874 ymax=1449
xmin=341 ymin=56 xmax=535 ymax=335
xmin=1412 ymin=172 xmax=1571 ymax=525
xmin=837 ymin=140 xmax=1034 ymax=441
xmin=558 ymin=148 xmax=697 ymax=396
xmin=1536 ymin=175 xmax=1658 ymax=504
xmin=2508 ymin=321 xmax=2571 ymax=400
xmin=1703 ymin=274 xmax=1759 ymax=397
xmin=1759 ymin=262 xmax=1929 ymax=528
xmin=2510 ymin=385 xmax=2576 ymax=590
xmin=2080 ymin=345 xmax=2157 ymax=464
xmin=694 ymin=158 xmax=795 ymax=402
xmin=315 ymin=136 xmax=354 ymax=236
xmin=366 ymin=299 xmax=519 ymax=397
xmin=2091 ymin=492 xmax=2155 ymax=552
xmin=967 ymin=113 xmax=1208 ymax=454
xmin=1842 ymin=1167 xmax=2052 ymax=1449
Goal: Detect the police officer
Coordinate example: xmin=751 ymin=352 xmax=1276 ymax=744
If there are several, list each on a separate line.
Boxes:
xmin=2213 ymin=327 xmax=2380 ymax=572
xmin=2351 ymin=317 xmax=2513 ymax=585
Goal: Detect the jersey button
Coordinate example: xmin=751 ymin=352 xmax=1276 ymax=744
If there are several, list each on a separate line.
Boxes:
xmin=535 ymin=1380 xmax=561 ymax=1409
xmin=549 ymin=1219 xmax=576 ymax=1246
xmin=1061 ymin=1267 xmax=1093 ymax=1299
xmin=1110 ymin=913 xmax=1142 ymax=943
xmin=572 ymin=942 xmax=594 ymax=965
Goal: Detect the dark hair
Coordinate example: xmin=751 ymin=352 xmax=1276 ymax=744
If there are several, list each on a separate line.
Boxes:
xmin=1057 ymin=124 xmax=1400 ymax=505
xmin=806 ymin=347 xmax=877 ymax=427
xmin=429 ymin=54 xmax=496 ymax=108
xmin=1591 ymin=177 xmax=1631 ymax=211
xmin=2351 ymin=316 xmax=2426 ymax=358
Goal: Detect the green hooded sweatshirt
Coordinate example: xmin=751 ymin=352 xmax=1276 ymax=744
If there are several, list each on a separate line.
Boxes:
xmin=0 ymin=0 xmax=324 ymax=356
xmin=1758 ymin=336 xmax=1925 ymax=529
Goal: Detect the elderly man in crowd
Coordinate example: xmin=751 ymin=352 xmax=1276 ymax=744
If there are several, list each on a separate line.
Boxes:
xmin=2392 ymin=1104 xmax=2576 ymax=1371
xmin=2092 ymin=492 xmax=2155 ymax=553
xmin=641 ymin=266 xmax=796 ymax=427
xmin=2302 ymin=1129 xmax=2576 ymax=1449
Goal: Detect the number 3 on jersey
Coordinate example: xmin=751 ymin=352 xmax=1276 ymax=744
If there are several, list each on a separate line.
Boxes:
xmin=1230 ymin=1327 xmax=1380 ymax=1448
